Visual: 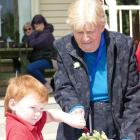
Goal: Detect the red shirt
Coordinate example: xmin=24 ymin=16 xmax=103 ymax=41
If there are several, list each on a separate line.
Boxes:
xmin=136 ymin=42 xmax=140 ymax=71
xmin=6 ymin=112 xmax=47 ymax=140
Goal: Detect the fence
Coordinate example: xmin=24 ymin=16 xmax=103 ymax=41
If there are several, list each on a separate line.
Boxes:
xmin=104 ymin=0 xmax=140 ymax=40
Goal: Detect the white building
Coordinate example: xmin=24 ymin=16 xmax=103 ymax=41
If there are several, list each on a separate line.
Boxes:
xmin=0 ymin=0 xmax=140 ymax=42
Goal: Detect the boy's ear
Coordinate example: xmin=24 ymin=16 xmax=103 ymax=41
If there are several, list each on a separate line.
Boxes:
xmin=9 ymin=99 xmax=16 ymax=111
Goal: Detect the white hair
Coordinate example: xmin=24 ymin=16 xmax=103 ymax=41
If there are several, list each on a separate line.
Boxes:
xmin=67 ymin=0 xmax=106 ymax=31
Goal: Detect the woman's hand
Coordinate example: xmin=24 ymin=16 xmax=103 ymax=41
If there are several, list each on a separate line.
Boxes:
xmin=70 ymin=108 xmax=85 ymax=117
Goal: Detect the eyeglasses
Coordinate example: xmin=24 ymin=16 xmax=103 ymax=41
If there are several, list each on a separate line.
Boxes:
xmin=24 ymin=27 xmax=32 ymax=32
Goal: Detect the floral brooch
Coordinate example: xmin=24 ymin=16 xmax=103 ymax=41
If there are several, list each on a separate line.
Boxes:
xmin=73 ymin=62 xmax=81 ymax=68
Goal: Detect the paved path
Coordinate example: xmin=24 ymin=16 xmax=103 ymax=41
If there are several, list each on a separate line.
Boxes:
xmin=0 ymin=96 xmax=59 ymax=140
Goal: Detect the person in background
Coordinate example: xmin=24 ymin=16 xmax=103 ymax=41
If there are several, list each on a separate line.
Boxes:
xmin=27 ymin=14 xmax=56 ymax=93
xmin=53 ymin=0 xmax=140 ymax=140
xmin=21 ymin=22 xmax=33 ymax=48
xmin=12 ymin=22 xmax=33 ymax=74
xmin=4 ymin=75 xmax=86 ymax=140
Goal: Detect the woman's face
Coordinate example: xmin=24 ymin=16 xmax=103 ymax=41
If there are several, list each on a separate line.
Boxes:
xmin=34 ymin=23 xmax=45 ymax=32
xmin=24 ymin=25 xmax=33 ymax=36
xmin=73 ymin=24 xmax=102 ymax=52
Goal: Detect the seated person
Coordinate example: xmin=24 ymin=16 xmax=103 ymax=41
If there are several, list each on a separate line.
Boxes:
xmin=27 ymin=14 xmax=57 ymax=93
xmin=12 ymin=22 xmax=33 ymax=73
xmin=22 ymin=22 xmax=33 ymax=48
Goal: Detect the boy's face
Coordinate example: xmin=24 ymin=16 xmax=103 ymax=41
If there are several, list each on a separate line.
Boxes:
xmin=9 ymin=93 xmax=46 ymax=125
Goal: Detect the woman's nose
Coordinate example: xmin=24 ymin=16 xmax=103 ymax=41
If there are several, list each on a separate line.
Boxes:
xmin=82 ymin=33 xmax=90 ymax=42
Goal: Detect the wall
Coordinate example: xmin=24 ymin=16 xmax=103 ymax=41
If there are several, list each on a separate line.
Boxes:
xmin=39 ymin=0 xmax=75 ymax=38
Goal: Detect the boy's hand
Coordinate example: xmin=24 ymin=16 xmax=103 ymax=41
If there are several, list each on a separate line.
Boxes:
xmin=46 ymin=109 xmax=86 ymax=129
xmin=65 ymin=114 xmax=86 ymax=129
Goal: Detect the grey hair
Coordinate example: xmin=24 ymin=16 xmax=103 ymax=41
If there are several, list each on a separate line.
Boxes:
xmin=67 ymin=0 xmax=106 ymax=31
xmin=23 ymin=22 xmax=32 ymax=31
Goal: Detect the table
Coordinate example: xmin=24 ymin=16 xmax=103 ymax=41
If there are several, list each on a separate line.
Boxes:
xmin=0 ymin=48 xmax=33 ymax=73
xmin=0 ymin=48 xmax=32 ymax=59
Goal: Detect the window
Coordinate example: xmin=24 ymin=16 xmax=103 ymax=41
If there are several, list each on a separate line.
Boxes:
xmin=0 ymin=0 xmax=32 ymax=44
xmin=0 ymin=0 xmax=19 ymax=42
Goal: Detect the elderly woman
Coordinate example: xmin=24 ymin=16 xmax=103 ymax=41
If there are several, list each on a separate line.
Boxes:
xmin=22 ymin=22 xmax=33 ymax=47
xmin=53 ymin=0 xmax=140 ymax=140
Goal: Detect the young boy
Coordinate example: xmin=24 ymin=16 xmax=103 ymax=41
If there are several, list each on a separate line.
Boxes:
xmin=4 ymin=75 xmax=86 ymax=140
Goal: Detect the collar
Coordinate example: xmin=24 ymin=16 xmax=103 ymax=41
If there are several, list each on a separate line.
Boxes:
xmin=64 ymin=35 xmax=84 ymax=64
xmin=6 ymin=112 xmax=36 ymax=131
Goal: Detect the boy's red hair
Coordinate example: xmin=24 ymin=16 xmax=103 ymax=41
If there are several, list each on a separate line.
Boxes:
xmin=4 ymin=75 xmax=48 ymax=115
